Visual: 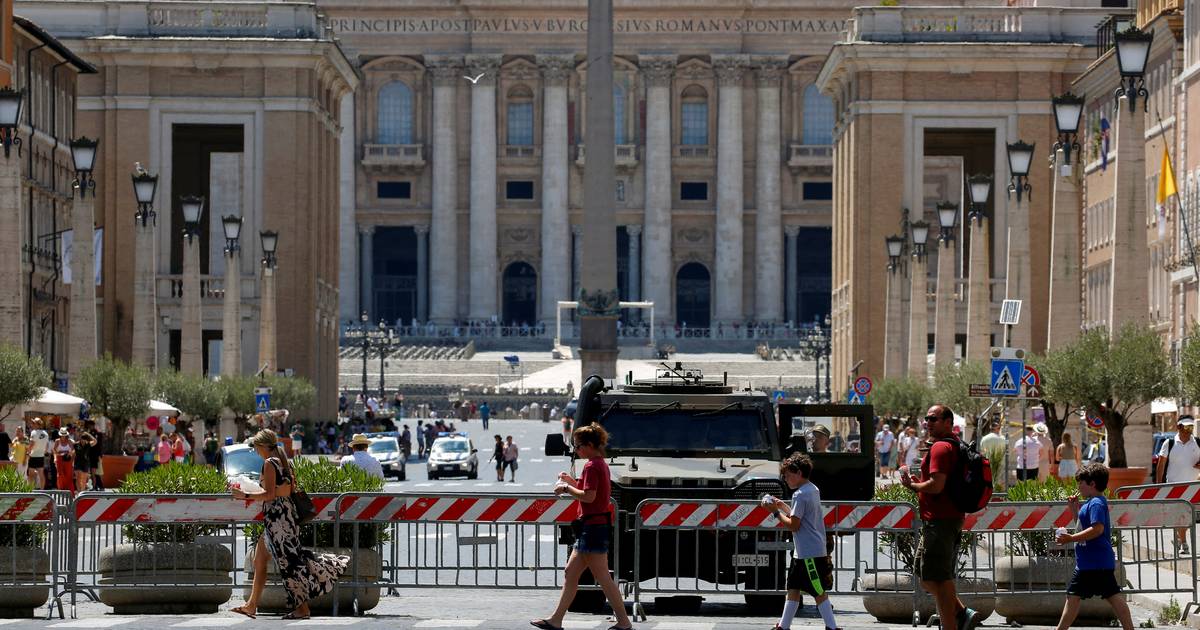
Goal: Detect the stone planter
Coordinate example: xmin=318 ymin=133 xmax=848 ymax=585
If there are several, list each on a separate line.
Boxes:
xmin=100 ymin=455 xmax=137 ymax=489
xmin=0 ymin=547 xmax=50 ymax=618
xmin=994 ymin=556 xmax=1124 ymax=625
xmin=861 ymin=573 xmax=995 ymax=624
xmin=246 ymin=546 xmax=380 ymax=615
xmin=98 ymin=542 xmax=234 ymax=614
xmin=1106 ymin=467 xmax=1149 ymax=493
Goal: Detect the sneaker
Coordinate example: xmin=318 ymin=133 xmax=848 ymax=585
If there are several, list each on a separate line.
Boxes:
xmin=957 ymin=607 xmax=981 ymax=630
xmin=1181 ymin=542 xmax=1191 ymax=556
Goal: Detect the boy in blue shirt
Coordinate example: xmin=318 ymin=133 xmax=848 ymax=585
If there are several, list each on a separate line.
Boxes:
xmin=1053 ymin=462 xmax=1133 ymax=630
xmin=766 ymin=453 xmax=840 ymax=630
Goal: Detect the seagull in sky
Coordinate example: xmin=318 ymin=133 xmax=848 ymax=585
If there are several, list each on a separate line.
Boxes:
xmin=464 ymin=72 xmax=486 ymax=84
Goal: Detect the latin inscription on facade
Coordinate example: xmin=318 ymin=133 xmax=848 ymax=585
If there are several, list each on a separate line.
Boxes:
xmin=148 ymin=6 xmax=269 ymax=30
xmin=329 ymin=17 xmax=848 ymax=35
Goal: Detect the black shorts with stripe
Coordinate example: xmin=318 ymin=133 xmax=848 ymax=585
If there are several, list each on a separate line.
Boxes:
xmin=786 ymin=556 xmax=833 ymax=597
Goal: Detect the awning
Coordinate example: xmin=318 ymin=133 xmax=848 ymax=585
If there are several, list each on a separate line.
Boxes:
xmin=1151 ymin=398 xmax=1178 ymax=414
xmin=23 ymin=388 xmax=86 ymax=415
xmin=148 ymin=400 xmax=181 ymax=417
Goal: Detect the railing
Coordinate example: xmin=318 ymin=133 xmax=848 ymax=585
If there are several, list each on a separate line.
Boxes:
xmin=787 ymin=144 xmax=832 ymax=168
xmin=674 ymin=145 xmax=711 ymax=159
xmin=844 ymin=6 xmax=1117 ymax=44
xmin=341 ymin=321 xmax=831 ymax=345
xmin=501 ymin=145 xmax=539 ymax=159
xmin=157 ymin=275 xmax=225 ymax=300
xmin=362 ymin=143 xmax=425 ymax=169
xmin=575 ymin=143 xmax=639 ymax=167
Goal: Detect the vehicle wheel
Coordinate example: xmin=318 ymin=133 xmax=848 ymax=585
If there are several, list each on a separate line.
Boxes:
xmin=428 ymin=472 xmax=438 ymax=480
xmin=744 ymin=593 xmax=788 ymax=614
xmin=567 ymin=590 xmax=606 ymax=614
xmin=468 ymin=467 xmax=478 ymax=480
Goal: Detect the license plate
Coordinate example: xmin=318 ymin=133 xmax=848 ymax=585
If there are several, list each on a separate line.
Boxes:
xmin=440 ymin=465 xmax=455 ymax=472
xmin=734 ymin=554 xmax=771 ymax=567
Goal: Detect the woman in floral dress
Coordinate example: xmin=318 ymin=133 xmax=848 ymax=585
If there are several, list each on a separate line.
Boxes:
xmin=231 ymin=429 xmax=348 ymax=620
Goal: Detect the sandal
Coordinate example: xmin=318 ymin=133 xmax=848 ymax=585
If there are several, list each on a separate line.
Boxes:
xmin=230 ymin=606 xmax=256 ymax=620
xmin=530 ymin=620 xmax=563 ymax=630
xmin=282 ymin=611 xmax=310 ymax=620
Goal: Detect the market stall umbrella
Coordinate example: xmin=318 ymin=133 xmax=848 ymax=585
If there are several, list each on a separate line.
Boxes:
xmin=25 ymin=388 xmax=87 ymax=415
xmin=148 ymin=400 xmax=180 ymax=417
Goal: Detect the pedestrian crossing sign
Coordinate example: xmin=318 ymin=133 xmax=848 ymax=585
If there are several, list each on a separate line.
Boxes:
xmin=254 ymin=387 xmax=271 ymax=414
xmin=989 ymin=358 xmax=1023 ymax=397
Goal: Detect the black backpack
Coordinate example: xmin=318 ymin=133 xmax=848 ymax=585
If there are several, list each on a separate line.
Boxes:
xmin=936 ymin=438 xmax=993 ymax=514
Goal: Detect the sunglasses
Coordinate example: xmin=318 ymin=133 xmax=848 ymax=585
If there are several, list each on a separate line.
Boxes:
xmin=923 ymin=415 xmax=946 ymax=422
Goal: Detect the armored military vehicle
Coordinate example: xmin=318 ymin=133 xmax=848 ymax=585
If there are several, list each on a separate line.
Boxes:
xmin=545 ymin=364 xmax=875 ymax=612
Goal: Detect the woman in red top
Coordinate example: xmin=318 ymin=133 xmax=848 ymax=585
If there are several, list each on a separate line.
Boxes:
xmin=531 ymin=424 xmax=633 ymax=630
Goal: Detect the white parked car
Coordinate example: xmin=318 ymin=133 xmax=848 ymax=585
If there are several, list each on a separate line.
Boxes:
xmin=426 ymin=433 xmax=478 ymax=480
xmin=219 ymin=443 xmax=264 ymax=485
xmin=368 ymin=437 xmax=407 ymax=480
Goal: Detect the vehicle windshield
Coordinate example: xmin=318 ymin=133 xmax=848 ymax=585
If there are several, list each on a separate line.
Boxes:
xmin=601 ymin=408 xmax=769 ymax=454
xmin=369 ymin=440 xmax=398 ymax=453
xmin=434 ymin=440 xmax=469 ymax=453
xmin=224 ymin=449 xmax=264 ymax=477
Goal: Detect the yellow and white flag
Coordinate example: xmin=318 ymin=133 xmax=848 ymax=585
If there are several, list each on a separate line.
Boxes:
xmin=1157 ymin=145 xmax=1178 ymax=240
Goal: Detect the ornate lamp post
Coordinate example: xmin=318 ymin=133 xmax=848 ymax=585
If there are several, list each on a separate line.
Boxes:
xmin=1114 ymin=26 xmax=1152 ymax=111
xmin=0 ymin=87 xmax=23 ymax=349
xmin=1005 ymin=141 xmax=1035 ymax=350
xmin=67 ymin=137 xmax=100 ymax=383
xmin=884 ymin=234 xmax=907 ymax=378
xmin=258 ymin=230 xmax=279 ymax=375
xmin=131 ymin=165 xmax=159 ymax=368
xmin=908 ymin=219 xmax=930 ymax=378
xmin=1051 ymin=92 xmax=1085 ymax=173
xmin=345 ymin=311 xmax=393 ymax=400
xmin=180 ymin=196 xmax=205 ymax=375
xmin=220 ymin=214 xmax=243 ymax=376
xmin=934 ymin=202 xmax=959 ymax=367
xmin=0 ymin=87 xmax=24 ymax=159
xmin=1006 ymin=140 xmax=1035 ymax=202
xmin=1048 ymin=94 xmax=1085 ymax=349
xmin=965 ymin=174 xmax=992 ymax=361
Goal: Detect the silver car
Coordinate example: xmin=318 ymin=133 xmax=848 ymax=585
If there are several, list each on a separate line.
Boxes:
xmin=426 ymin=434 xmax=478 ymax=480
xmin=368 ymin=437 xmax=407 ymax=480
xmin=219 ymin=443 xmax=264 ymax=484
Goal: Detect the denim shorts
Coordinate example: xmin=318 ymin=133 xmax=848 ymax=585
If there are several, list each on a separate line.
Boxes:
xmin=575 ymin=523 xmax=611 ymax=554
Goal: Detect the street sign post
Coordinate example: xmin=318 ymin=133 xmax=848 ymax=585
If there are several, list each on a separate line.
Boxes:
xmin=989 ymin=347 xmax=1024 ymax=397
xmin=254 ymin=387 xmax=272 ymax=414
xmin=1021 ymin=365 xmax=1042 ymax=399
xmin=853 ymin=376 xmax=873 ymax=397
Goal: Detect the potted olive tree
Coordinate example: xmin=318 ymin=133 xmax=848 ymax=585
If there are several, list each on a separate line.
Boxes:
xmin=75 ymin=355 xmax=152 ymax=487
xmin=0 ymin=342 xmax=51 ymax=440
xmin=155 ymin=370 xmax=223 ymax=455
xmin=244 ymin=458 xmax=385 ymax=615
xmin=97 ymin=463 xmax=234 ymax=613
xmin=218 ymin=375 xmax=257 ymax=441
xmin=0 ymin=468 xmax=50 ymax=617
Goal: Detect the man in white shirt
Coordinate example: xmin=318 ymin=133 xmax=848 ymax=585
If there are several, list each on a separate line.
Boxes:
xmin=875 ymin=424 xmax=895 ymax=479
xmin=1012 ymin=426 xmax=1042 ymax=482
xmin=979 ymin=422 xmax=1007 ymax=467
xmin=1156 ymin=416 xmax=1200 ymax=555
xmin=339 ymin=434 xmax=384 ymax=480
xmin=26 ymin=418 xmax=50 ymax=489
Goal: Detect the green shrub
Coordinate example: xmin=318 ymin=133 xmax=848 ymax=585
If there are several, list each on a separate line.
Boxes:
xmin=245 ymin=458 xmax=386 ymax=549
xmin=115 ymin=463 xmax=230 ymax=543
xmin=1003 ymin=477 xmax=1119 ymax=556
xmin=875 ymin=483 xmax=978 ymax=575
xmin=0 ymin=467 xmax=46 ymax=547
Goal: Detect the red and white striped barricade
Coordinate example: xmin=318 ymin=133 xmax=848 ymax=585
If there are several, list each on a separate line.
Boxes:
xmin=0 ymin=493 xmax=61 ymax=618
xmin=0 ymin=493 xmax=56 ymax=523
xmin=402 ymin=495 xmax=579 ymax=524
xmin=1116 ymin=481 xmax=1200 ymax=505
xmin=962 ymin=499 xmax=1195 ymax=531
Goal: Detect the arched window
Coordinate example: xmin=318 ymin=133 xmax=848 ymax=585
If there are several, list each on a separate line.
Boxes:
xmin=802 ymin=84 xmax=835 ymax=145
xmin=507 ymin=85 xmax=534 ymax=146
xmin=680 ymin=84 xmax=708 ymax=146
xmin=377 ymin=81 xmax=414 ymax=144
xmin=614 ymin=83 xmax=627 ymax=144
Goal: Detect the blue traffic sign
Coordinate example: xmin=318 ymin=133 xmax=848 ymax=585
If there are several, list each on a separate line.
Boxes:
xmin=773 ymin=391 xmax=786 ymax=402
xmin=847 ymin=392 xmax=866 ymax=405
xmin=990 ymin=358 xmax=1023 ymax=396
xmin=255 ymin=389 xmax=271 ymax=414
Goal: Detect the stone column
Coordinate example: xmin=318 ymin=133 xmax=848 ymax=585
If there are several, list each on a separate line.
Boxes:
xmin=359 ymin=225 xmax=374 ymax=318
xmin=131 ymin=220 xmax=157 ymax=368
xmin=785 ymin=226 xmax=799 ymax=323
xmin=934 ymin=228 xmax=957 ymax=367
xmin=753 ymin=57 xmax=786 ymax=323
xmin=626 ymin=224 xmax=641 ymax=303
xmin=415 ymin=225 xmax=429 ymax=322
xmin=1108 ymin=94 xmax=1149 ymax=329
xmin=884 ymin=263 xmax=907 ymax=378
xmin=337 ymin=93 xmax=359 ymax=324
xmin=68 ymin=194 xmax=97 ymax=383
xmin=966 ymin=212 xmax=991 ymax=362
xmin=572 ymin=225 xmax=583 ymax=303
xmin=467 ymin=54 xmax=501 ymax=321
xmin=0 ymin=155 xmax=24 ymax=348
xmin=908 ymin=252 xmax=929 ymax=379
xmin=180 ymin=233 xmax=203 ymax=375
xmin=1005 ymin=195 xmax=1032 ymax=350
xmin=258 ymin=264 xmax=276 ymax=374
xmin=221 ymin=246 xmax=242 ymax=376
xmin=1048 ymin=148 xmax=1082 ymax=349
xmin=428 ymin=57 xmax=461 ymax=323
xmin=538 ymin=55 xmax=573 ymax=325
xmin=641 ymin=55 xmax=675 ymax=322
xmin=713 ymin=55 xmax=749 ymax=325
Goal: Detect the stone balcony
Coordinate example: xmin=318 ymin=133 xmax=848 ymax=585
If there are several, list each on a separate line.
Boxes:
xmin=787 ymin=144 xmax=833 ymax=173
xmin=362 ymin=144 xmax=425 ymax=172
xmin=501 ymin=145 xmax=540 ymax=160
xmin=574 ymin=144 xmax=639 ymax=168
xmin=673 ymin=145 xmax=711 ymax=159
xmin=843 ymin=5 xmax=1117 ymax=45
xmin=156 ymin=274 xmax=257 ymax=303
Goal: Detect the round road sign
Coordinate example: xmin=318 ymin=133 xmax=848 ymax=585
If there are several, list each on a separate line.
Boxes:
xmin=1087 ymin=415 xmax=1104 ymax=428
xmin=853 ymin=376 xmax=873 ymax=396
xmin=1021 ymin=366 xmax=1041 ymax=387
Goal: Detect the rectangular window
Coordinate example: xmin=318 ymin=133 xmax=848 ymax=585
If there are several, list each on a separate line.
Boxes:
xmin=680 ymin=102 xmax=708 ymax=145
xmin=802 ymin=182 xmax=833 ymax=200
xmin=377 ymin=181 xmax=412 ymax=199
xmin=680 ymin=181 xmax=708 ymax=201
xmin=506 ymin=180 xmax=535 ymax=200
xmin=507 ymin=102 xmax=534 ymax=146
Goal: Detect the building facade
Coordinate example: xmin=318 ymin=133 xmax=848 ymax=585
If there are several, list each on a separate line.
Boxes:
xmin=327 ymin=0 xmax=855 ymax=331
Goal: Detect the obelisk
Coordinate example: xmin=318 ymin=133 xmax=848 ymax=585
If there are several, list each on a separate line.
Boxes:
xmin=578 ymin=0 xmax=618 ymax=381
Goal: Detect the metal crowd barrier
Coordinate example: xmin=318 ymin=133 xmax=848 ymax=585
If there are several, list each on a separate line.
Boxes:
xmin=630 ymin=499 xmax=921 ymax=623
xmin=0 ymin=493 xmax=59 ymax=618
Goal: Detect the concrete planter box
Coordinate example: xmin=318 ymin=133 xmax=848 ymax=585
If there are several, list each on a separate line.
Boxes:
xmin=861 ymin=573 xmax=995 ymax=624
xmin=994 ymin=556 xmax=1122 ymax=625
xmin=0 ymin=547 xmax=50 ymax=618
xmin=246 ymin=546 xmax=379 ymax=615
xmin=98 ymin=542 xmax=234 ymax=614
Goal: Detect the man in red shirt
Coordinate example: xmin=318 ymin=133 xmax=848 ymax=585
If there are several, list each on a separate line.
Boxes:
xmin=901 ymin=405 xmax=980 ymax=630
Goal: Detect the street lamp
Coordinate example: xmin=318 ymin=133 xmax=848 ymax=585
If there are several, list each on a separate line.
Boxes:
xmin=886 ymin=234 xmax=905 ymax=270
xmin=222 ymin=214 xmax=243 ymax=253
xmin=1114 ymin=25 xmax=1152 ymax=111
xmin=0 ymin=87 xmax=23 ymax=159
xmin=1006 ymin=140 xmax=1035 ymax=202
xmin=260 ymin=230 xmax=278 ymax=268
xmin=132 ymin=165 xmax=158 ymax=226
xmin=967 ymin=174 xmax=992 ymax=219
xmin=1051 ymin=92 xmax=1085 ymax=170
xmin=70 ymin=137 xmax=99 ymax=198
xmin=180 ymin=196 xmax=205 ymax=239
xmin=936 ymin=201 xmax=958 ymax=241
xmin=910 ymin=219 xmax=930 ymax=257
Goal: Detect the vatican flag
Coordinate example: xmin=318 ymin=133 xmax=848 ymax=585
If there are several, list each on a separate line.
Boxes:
xmin=1157 ymin=145 xmax=1178 ymax=240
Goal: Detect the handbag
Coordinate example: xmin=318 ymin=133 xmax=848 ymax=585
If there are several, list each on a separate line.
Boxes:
xmin=292 ymin=489 xmax=317 ymax=524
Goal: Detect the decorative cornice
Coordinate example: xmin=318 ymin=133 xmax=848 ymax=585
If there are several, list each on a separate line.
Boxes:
xmin=712 ymin=54 xmax=750 ymax=87
xmin=426 ymin=55 xmax=463 ymax=87
xmin=537 ymin=54 xmax=575 ymax=86
xmin=464 ymin=54 xmax=501 ymax=86
xmin=752 ymin=56 xmax=788 ymax=87
xmin=626 ymin=224 xmax=642 ymax=237
xmin=639 ymin=55 xmax=677 ymax=87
